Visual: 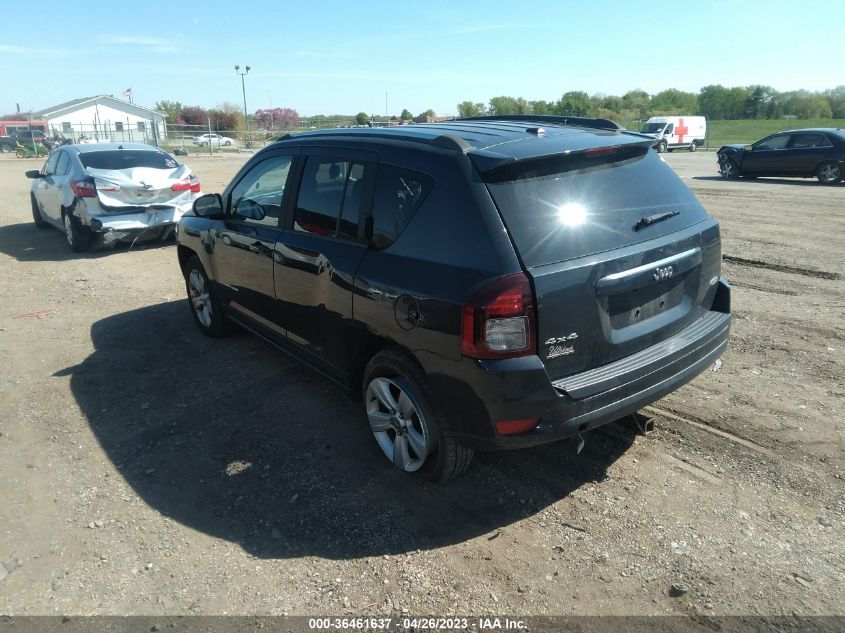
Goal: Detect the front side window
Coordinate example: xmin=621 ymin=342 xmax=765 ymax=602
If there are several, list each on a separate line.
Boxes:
xmin=55 ymin=151 xmax=70 ymax=176
xmin=42 ymin=151 xmax=60 ymax=176
xmin=664 ymin=123 xmax=674 ymax=134
xmin=369 ymin=165 xmax=432 ymax=249
xmin=229 ymin=155 xmax=293 ymax=227
xmin=294 ymin=156 xmax=368 ymax=239
xmin=755 ymin=134 xmax=790 ymax=151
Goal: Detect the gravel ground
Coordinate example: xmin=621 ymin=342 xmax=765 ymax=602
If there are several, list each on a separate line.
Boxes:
xmin=0 ymin=151 xmax=842 ymax=618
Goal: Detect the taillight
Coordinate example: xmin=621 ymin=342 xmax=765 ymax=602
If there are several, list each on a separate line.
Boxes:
xmin=70 ymin=179 xmax=96 ymax=198
xmin=585 ymin=145 xmax=619 ymax=157
xmin=461 ymin=273 xmax=536 ymax=359
xmin=171 ymin=175 xmax=200 ymax=193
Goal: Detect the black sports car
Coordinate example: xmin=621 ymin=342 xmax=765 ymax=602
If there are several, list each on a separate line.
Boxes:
xmin=717 ymin=128 xmax=844 ymax=184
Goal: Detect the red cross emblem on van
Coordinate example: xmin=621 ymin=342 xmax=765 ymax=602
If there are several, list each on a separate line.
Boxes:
xmin=676 ymin=118 xmax=689 ymax=144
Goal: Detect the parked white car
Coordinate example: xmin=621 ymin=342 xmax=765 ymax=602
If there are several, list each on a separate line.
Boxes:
xmin=26 ymin=143 xmax=201 ymax=251
xmin=192 ymin=133 xmax=234 ymax=147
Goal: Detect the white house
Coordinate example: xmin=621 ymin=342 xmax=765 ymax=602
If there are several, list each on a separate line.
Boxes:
xmin=33 ymin=95 xmax=167 ymax=143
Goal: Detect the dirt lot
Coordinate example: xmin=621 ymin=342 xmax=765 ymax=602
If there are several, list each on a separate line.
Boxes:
xmin=0 ymin=150 xmax=842 ymax=619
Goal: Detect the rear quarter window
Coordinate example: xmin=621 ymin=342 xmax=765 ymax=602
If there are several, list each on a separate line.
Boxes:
xmin=369 ymin=165 xmax=432 ymax=249
xmin=79 ymin=150 xmax=179 ymax=170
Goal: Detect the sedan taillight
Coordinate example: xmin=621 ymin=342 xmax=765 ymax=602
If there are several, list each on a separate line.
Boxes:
xmin=70 ymin=179 xmax=96 ymax=198
xmin=171 ymin=175 xmax=200 ymax=193
xmin=461 ymin=273 xmax=536 ymax=359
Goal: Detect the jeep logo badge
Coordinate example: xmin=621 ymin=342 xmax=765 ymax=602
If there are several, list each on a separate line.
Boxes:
xmin=653 ymin=265 xmax=674 ymax=281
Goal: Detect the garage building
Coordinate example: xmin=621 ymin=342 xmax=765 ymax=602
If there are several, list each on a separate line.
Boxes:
xmin=34 ymin=95 xmax=167 ymax=144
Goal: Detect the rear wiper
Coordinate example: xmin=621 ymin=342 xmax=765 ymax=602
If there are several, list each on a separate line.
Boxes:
xmin=633 ymin=210 xmax=680 ymax=232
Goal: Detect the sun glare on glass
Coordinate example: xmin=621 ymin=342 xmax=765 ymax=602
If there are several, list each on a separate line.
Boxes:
xmin=557 ymin=202 xmax=587 ymax=227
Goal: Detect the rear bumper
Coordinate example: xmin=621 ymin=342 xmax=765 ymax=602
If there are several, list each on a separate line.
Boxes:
xmin=433 ymin=279 xmax=731 ymax=450
xmin=79 ymin=199 xmax=195 ymax=240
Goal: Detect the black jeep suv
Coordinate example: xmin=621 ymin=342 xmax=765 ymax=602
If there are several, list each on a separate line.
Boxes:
xmin=176 ymin=115 xmax=731 ymax=481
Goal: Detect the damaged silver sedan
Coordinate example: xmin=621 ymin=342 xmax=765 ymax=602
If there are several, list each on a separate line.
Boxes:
xmin=26 ymin=143 xmax=201 ymax=252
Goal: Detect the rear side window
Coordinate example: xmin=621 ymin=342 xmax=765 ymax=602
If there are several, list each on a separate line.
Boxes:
xmin=294 ymin=156 xmax=368 ymax=239
xmin=482 ymin=147 xmax=709 ymax=268
xmin=79 ymin=150 xmax=179 ymax=170
xmin=369 ymin=165 xmax=432 ymax=249
xmin=788 ymin=133 xmax=831 ymax=149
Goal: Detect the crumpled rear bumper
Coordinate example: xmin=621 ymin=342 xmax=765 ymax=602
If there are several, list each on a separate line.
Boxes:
xmin=83 ymin=201 xmax=195 ymax=242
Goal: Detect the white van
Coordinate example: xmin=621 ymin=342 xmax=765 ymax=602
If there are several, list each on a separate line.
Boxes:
xmin=639 ymin=116 xmax=706 ymax=152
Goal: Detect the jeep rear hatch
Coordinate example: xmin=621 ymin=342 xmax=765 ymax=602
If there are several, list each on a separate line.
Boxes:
xmin=476 ymin=145 xmax=723 ymax=385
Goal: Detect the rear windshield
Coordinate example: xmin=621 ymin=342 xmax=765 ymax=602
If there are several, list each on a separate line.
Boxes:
xmin=482 ymin=147 xmax=709 ymax=268
xmin=79 ymin=150 xmax=179 ymax=170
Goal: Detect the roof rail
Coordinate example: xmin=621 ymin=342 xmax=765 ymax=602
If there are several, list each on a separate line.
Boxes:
xmin=457 ymin=114 xmax=622 ymax=131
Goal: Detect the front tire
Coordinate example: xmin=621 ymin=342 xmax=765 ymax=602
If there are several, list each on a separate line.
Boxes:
xmin=689 ymin=141 xmax=698 ymax=152
xmin=62 ymin=210 xmax=91 ymax=252
xmin=657 ymin=140 xmax=667 ymax=153
xmin=720 ymin=158 xmax=740 ymax=180
xmin=223 ymin=140 xmax=232 ymax=146
xmin=816 ymin=161 xmax=842 ymax=184
xmin=184 ymin=255 xmax=229 ymax=337
xmin=31 ymin=194 xmax=49 ymax=229
xmin=363 ymin=350 xmax=473 ymax=482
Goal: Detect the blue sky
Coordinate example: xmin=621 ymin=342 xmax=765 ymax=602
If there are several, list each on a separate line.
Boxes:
xmin=2 ymin=0 xmax=842 ymax=117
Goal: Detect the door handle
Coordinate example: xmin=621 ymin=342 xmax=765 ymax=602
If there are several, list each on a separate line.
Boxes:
xmin=249 ymin=241 xmax=271 ymax=255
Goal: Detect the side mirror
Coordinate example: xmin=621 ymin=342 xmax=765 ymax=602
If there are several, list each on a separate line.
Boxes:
xmin=25 ymin=170 xmax=43 ymax=179
xmin=193 ymin=193 xmax=224 ymax=218
xmin=744 ymin=145 xmax=754 ymax=151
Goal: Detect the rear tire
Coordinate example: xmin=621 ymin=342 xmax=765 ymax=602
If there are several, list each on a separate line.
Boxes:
xmin=363 ymin=350 xmax=473 ymax=483
xmin=816 ymin=161 xmax=842 ymax=184
xmin=184 ymin=255 xmax=229 ymax=337
xmin=31 ymin=194 xmax=48 ymax=229
xmin=62 ymin=210 xmax=91 ymax=252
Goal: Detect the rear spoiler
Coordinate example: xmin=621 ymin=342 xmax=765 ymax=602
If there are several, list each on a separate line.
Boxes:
xmin=474 ymin=138 xmax=655 ymax=183
xmin=458 ymin=114 xmax=623 ymax=131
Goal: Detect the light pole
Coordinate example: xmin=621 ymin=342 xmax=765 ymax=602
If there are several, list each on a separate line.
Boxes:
xmin=235 ymin=64 xmax=251 ymax=148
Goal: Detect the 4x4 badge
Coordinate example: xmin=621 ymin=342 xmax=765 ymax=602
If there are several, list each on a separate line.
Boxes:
xmin=653 ymin=265 xmax=674 ymax=281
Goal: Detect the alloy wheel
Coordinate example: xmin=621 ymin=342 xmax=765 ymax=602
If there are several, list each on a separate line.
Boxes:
xmin=365 ymin=377 xmax=430 ymax=472
xmin=63 ymin=214 xmax=74 ymax=245
xmin=188 ymin=269 xmax=213 ymax=327
xmin=818 ymin=163 xmax=841 ymax=183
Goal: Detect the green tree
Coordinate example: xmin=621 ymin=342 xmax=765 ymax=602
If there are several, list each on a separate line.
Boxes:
xmin=649 ymin=89 xmax=698 ymax=115
xmin=488 ymin=96 xmax=520 ymax=115
xmin=825 ymin=86 xmax=845 ymax=118
xmin=744 ymin=85 xmax=777 ymax=119
xmin=530 ymin=100 xmax=553 ymax=115
xmin=400 ymin=108 xmax=413 ymax=120
xmin=555 ymin=91 xmax=593 ymax=117
xmin=354 ymin=112 xmax=370 ymax=125
xmin=420 ymin=109 xmax=436 ymax=118
xmin=621 ymin=89 xmax=650 ymax=120
xmin=155 ymin=100 xmax=183 ymax=123
xmin=457 ymin=101 xmax=486 ymax=117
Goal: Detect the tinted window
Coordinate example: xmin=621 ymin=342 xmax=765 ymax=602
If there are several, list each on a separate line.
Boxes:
xmin=42 ymin=151 xmax=60 ymax=175
xmin=79 ymin=150 xmax=180 ymax=170
xmin=755 ymin=135 xmax=790 ymax=151
xmin=664 ymin=123 xmax=674 ymax=134
xmin=294 ymin=157 xmax=368 ymax=239
xmin=230 ymin=155 xmax=292 ymax=227
xmin=483 ymin=147 xmax=709 ymax=268
xmin=370 ymin=165 xmax=432 ymax=249
xmin=788 ymin=133 xmax=831 ymax=149
xmin=55 ymin=151 xmax=70 ymax=176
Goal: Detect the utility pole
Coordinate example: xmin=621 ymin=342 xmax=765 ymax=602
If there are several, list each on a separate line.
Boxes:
xmin=235 ymin=64 xmax=251 ymax=149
